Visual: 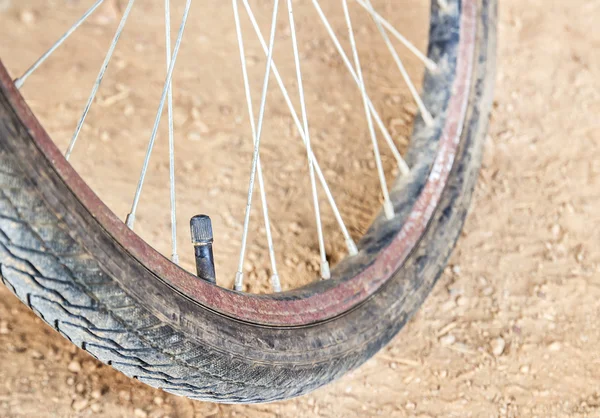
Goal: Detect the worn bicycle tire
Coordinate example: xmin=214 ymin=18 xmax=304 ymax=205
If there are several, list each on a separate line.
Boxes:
xmin=0 ymin=0 xmax=496 ymax=403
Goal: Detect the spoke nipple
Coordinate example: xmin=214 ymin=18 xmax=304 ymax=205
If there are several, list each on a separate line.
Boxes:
xmin=422 ymin=110 xmax=435 ymax=127
xmin=426 ymin=59 xmax=439 ymax=73
xmin=399 ymin=160 xmax=411 ymax=177
xmin=384 ymin=201 xmax=395 ymax=220
xmin=234 ymin=271 xmax=244 ymax=291
xmin=321 ymin=260 xmax=331 ymax=280
xmin=346 ymin=239 xmax=359 ymax=257
xmin=437 ymin=0 xmax=450 ymax=12
xmin=125 ymin=213 xmax=135 ymax=229
xmin=190 ymin=215 xmax=216 ymax=284
xmin=271 ymin=274 xmax=282 ymax=293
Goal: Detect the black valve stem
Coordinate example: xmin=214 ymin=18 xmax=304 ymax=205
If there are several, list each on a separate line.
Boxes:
xmin=190 ymin=215 xmax=216 ymax=284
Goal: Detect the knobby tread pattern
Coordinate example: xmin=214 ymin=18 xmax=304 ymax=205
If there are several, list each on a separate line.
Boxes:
xmin=0 ymin=0 xmax=496 ymax=404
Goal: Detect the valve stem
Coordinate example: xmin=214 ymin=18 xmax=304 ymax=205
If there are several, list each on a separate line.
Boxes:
xmin=190 ymin=215 xmax=216 ymax=284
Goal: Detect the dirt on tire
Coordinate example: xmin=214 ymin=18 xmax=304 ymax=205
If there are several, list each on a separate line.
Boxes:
xmin=0 ymin=0 xmax=599 ymax=416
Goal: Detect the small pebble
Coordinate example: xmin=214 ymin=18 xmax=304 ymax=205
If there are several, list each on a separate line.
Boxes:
xmin=30 ymin=350 xmax=44 ymax=360
xmin=520 ymin=365 xmax=530 ymax=374
xmin=448 ymin=287 xmax=463 ymax=296
xmin=190 ymin=107 xmax=201 ymax=120
xmin=404 ymin=102 xmax=418 ymax=115
xmin=187 ymin=132 xmax=202 ymax=142
xmin=548 ymin=341 xmax=561 ymax=351
xmin=482 ymin=286 xmax=494 ymax=296
xmin=0 ymin=320 xmax=9 ymax=334
xmin=118 ymin=390 xmax=131 ymax=402
xmin=72 ymin=399 xmax=88 ymax=412
xmin=243 ymin=260 xmax=254 ymax=272
xmin=173 ymin=108 xmax=188 ymax=127
xmin=93 ymin=0 xmax=119 ymax=25
xmin=153 ymin=396 xmax=164 ymax=406
xmin=441 ymin=299 xmax=456 ymax=312
xmin=195 ymin=120 xmax=210 ymax=134
xmin=134 ymin=408 xmax=148 ymax=418
xmin=439 ymin=334 xmax=456 ymax=346
xmin=289 ymin=221 xmax=303 ymax=234
xmin=491 ymin=337 xmax=506 ymax=356
xmin=20 ymin=9 xmax=36 ymax=24
xmin=68 ymin=360 xmax=82 ymax=373
xmin=389 ymin=117 xmax=406 ymax=130
xmin=124 ymin=105 xmax=135 ymax=116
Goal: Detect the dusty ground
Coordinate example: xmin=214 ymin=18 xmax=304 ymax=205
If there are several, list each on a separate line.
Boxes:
xmin=1 ymin=0 xmax=600 ymax=416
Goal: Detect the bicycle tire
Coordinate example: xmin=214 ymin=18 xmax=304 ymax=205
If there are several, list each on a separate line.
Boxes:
xmin=0 ymin=0 xmax=496 ymax=403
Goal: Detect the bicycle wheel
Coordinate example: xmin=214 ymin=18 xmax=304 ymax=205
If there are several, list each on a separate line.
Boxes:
xmin=0 ymin=0 xmax=496 ymax=403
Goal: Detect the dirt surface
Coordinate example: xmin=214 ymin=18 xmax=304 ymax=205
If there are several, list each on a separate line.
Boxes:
xmin=1 ymin=0 xmax=600 ymax=417
xmin=1 ymin=0 xmax=431 ymax=291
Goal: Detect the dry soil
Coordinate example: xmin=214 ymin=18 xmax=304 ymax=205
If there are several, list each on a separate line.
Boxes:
xmin=0 ymin=0 xmax=599 ymax=417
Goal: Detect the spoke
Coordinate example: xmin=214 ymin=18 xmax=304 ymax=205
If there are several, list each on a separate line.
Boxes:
xmin=234 ymin=0 xmax=281 ymax=292
xmin=311 ymin=0 xmax=409 ymax=176
xmin=14 ymin=0 xmax=106 ymax=89
xmin=363 ymin=0 xmax=433 ymax=126
xmin=165 ymin=0 xmax=179 ymax=264
xmin=286 ymin=0 xmax=330 ymax=279
xmin=353 ymin=0 xmax=437 ymax=71
xmin=242 ymin=0 xmax=358 ymax=257
xmin=65 ymin=0 xmax=137 ymax=161
xmin=126 ymin=0 xmax=193 ymax=229
xmin=232 ymin=0 xmax=281 ymax=292
xmin=342 ymin=0 xmax=394 ymax=219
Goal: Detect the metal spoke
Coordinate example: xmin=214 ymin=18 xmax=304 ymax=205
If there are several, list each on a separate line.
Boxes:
xmin=165 ymin=0 xmax=179 ymax=264
xmin=286 ymin=0 xmax=330 ymax=279
xmin=6 ymin=0 xmax=446 ymax=294
xmin=311 ymin=0 xmax=410 ymax=176
xmin=342 ymin=0 xmax=394 ymax=219
xmin=232 ymin=0 xmax=281 ymax=292
xmin=14 ymin=0 xmax=106 ymax=89
xmin=65 ymin=0 xmax=137 ymax=161
xmin=242 ymin=0 xmax=359 ymax=257
xmin=363 ymin=0 xmax=433 ymax=126
xmin=353 ymin=0 xmax=437 ymax=71
xmin=126 ymin=0 xmax=193 ymax=229
xmin=234 ymin=0 xmax=281 ymax=292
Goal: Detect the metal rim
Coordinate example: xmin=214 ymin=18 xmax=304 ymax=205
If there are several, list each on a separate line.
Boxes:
xmin=0 ymin=0 xmax=476 ymax=326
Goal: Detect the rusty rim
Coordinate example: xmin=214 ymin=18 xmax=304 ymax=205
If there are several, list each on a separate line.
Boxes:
xmin=0 ymin=0 xmax=476 ymax=326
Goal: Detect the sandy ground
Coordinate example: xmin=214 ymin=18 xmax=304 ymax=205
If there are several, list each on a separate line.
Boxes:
xmin=1 ymin=0 xmax=600 ymax=416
